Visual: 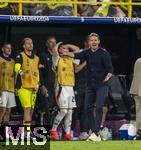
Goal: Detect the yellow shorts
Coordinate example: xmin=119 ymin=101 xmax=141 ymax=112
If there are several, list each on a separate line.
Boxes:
xmin=18 ymin=88 xmax=36 ymax=109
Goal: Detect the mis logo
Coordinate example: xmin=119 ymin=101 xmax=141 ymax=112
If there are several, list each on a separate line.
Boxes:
xmin=0 ymin=125 xmax=50 ymax=146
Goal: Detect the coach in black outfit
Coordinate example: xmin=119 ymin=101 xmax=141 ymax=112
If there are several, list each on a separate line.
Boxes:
xmin=61 ymin=32 xmax=113 ymax=141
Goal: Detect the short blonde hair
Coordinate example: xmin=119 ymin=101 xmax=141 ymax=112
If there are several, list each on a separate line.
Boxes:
xmin=88 ymin=32 xmax=100 ymax=40
xmin=22 ymin=37 xmax=32 ymax=45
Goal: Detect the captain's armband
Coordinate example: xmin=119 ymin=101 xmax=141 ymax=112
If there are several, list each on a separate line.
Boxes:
xmin=19 ymin=70 xmax=24 ymax=75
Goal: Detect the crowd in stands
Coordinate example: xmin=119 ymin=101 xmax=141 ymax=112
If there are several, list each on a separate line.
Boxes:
xmin=0 ymin=0 xmax=141 ymax=17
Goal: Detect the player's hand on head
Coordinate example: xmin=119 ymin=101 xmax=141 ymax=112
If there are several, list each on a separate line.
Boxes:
xmin=52 ymin=41 xmax=63 ymax=56
xmin=54 ymin=42 xmax=63 ymax=51
xmin=56 ymin=42 xmax=63 ymax=46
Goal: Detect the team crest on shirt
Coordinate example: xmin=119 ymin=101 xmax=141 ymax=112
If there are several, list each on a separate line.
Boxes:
xmin=62 ymin=67 xmax=66 ymax=71
xmin=2 ymin=62 xmax=6 ymax=68
xmin=33 ymin=72 xmax=38 ymax=77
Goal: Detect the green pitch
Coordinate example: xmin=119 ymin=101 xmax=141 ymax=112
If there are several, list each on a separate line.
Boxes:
xmin=1 ymin=141 xmax=141 ymax=150
xmin=51 ymin=141 xmax=141 ymax=150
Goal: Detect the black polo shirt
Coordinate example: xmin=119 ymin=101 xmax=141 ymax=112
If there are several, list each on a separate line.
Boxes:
xmin=39 ymin=50 xmax=55 ymax=87
xmin=74 ymin=47 xmax=113 ymax=88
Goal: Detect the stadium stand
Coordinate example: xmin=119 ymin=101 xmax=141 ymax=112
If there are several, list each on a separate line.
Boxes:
xmin=0 ymin=0 xmax=141 ymax=17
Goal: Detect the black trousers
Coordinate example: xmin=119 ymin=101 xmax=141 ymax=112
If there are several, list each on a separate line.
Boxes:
xmin=84 ymin=85 xmax=108 ymax=133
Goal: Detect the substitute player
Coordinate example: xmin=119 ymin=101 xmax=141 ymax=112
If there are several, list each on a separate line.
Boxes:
xmin=0 ymin=43 xmax=16 ymax=140
xmin=15 ymin=37 xmax=39 ymax=137
xmin=0 ymin=43 xmax=16 ymax=125
xmin=50 ymin=42 xmax=79 ymax=140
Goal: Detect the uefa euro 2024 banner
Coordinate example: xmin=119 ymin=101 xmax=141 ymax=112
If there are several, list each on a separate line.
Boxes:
xmin=0 ymin=15 xmax=141 ymax=24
